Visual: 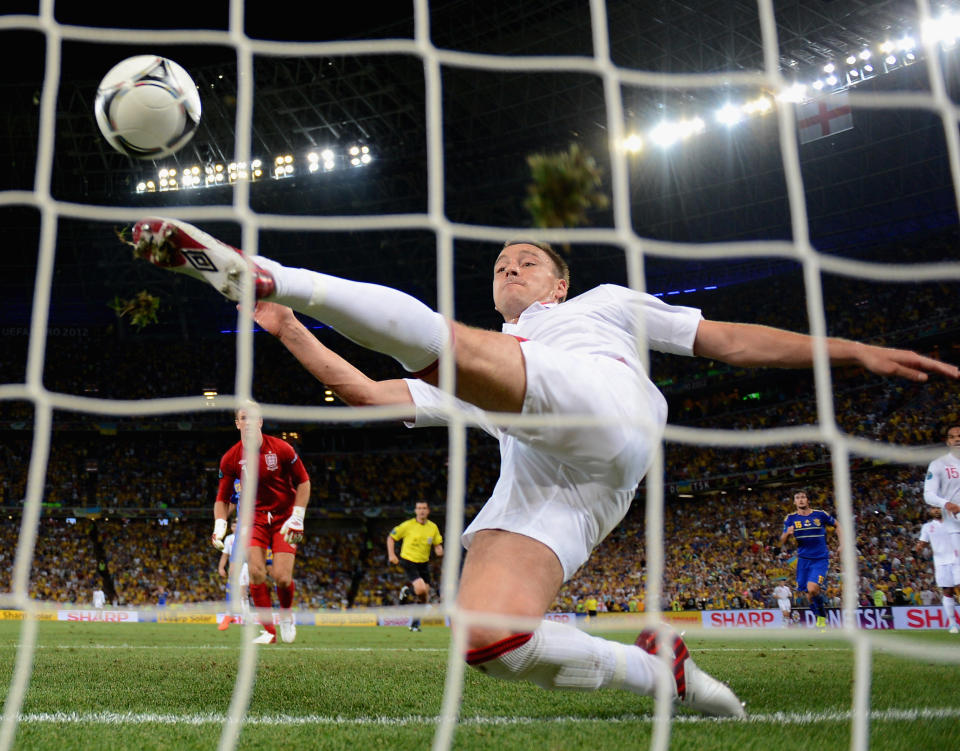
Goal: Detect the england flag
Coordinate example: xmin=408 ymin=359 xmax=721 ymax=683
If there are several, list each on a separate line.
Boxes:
xmin=797 ymin=91 xmax=853 ymax=144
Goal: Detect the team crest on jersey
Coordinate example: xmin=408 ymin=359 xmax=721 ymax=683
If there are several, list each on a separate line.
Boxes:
xmin=265 ymin=452 xmax=278 ymax=471
xmin=813 ymin=518 xmax=821 ymax=526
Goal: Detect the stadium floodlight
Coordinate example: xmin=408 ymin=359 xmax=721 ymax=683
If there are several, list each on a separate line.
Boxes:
xmin=859 ymin=49 xmax=872 ymax=60
xmin=623 ymin=133 xmax=644 ymax=153
xmin=885 ymin=54 xmax=897 ymax=65
xmin=845 ymin=55 xmax=857 ymax=65
xmin=812 ymin=79 xmax=825 ymax=90
xmin=321 ymin=149 xmax=334 ymax=161
xmin=649 ymin=122 xmax=676 ymax=148
xmin=360 ymin=153 xmax=372 ymax=164
xmin=825 ymin=75 xmax=838 ymax=86
xmin=898 ymin=36 xmax=916 ymax=52
xmin=680 ymin=117 xmax=705 ymax=138
xmin=879 ymin=40 xmax=895 ymax=53
xmin=742 ymin=96 xmax=772 ymax=115
xmin=924 ymin=13 xmax=960 ymax=46
xmin=136 ymin=181 xmax=147 ymax=193
xmin=823 ymin=62 xmax=835 ymax=73
xmin=777 ymin=83 xmax=808 ymax=102
xmin=715 ymin=103 xmax=743 ymax=126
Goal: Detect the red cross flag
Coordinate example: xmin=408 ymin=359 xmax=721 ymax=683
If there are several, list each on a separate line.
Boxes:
xmin=797 ymin=91 xmax=853 ymax=143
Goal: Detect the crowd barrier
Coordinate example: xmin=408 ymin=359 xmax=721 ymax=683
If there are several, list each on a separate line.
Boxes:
xmin=0 ymin=606 xmax=953 ymax=630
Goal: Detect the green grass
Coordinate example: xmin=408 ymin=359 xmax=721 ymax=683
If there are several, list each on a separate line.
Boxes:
xmin=1 ymin=622 xmax=958 ymax=750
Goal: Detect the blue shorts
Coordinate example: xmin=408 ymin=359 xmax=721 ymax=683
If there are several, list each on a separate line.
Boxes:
xmin=796 ymin=557 xmax=828 ymax=591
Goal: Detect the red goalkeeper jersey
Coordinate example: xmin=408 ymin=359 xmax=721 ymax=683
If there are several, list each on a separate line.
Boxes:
xmin=217 ymin=435 xmax=309 ymax=514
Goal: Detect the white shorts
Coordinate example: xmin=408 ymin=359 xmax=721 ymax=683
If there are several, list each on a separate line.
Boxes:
xmin=777 ymin=598 xmax=791 ymax=612
xmin=236 ymin=561 xmax=249 ymax=587
xmin=461 ymin=340 xmax=667 ymax=580
xmin=934 ymin=561 xmax=960 ymax=588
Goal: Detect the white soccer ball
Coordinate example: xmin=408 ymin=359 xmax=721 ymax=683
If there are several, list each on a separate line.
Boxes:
xmin=94 ymin=55 xmax=201 ymax=160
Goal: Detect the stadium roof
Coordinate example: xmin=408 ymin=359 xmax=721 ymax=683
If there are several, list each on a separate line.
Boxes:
xmin=1 ymin=0 xmax=958 ymax=334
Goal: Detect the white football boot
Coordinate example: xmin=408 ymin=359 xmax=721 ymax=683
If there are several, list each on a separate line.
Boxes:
xmin=252 ymin=629 xmax=277 ymax=645
xmin=635 ymin=627 xmax=746 ymax=719
xmin=129 ymin=217 xmax=275 ymax=301
xmin=279 ymin=616 xmax=297 ymax=644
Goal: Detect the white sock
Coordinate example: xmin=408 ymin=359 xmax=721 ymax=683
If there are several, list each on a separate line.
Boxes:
xmin=476 ymin=620 xmax=670 ymax=696
xmin=255 ymin=256 xmax=448 ymax=373
xmin=943 ymin=595 xmax=956 ymax=625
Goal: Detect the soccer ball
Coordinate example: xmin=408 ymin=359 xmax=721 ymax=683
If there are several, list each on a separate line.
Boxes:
xmin=94 ymin=55 xmax=201 ymax=160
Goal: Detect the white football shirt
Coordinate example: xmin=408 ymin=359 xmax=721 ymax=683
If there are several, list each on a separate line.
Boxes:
xmin=924 ymin=452 xmax=960 ymax=533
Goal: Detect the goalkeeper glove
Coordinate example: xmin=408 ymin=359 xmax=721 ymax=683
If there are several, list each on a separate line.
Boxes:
xmin=212 ymin=518 xmax=228 ymax=551
xmin=280 ymin=506 xmax=305 ymax=544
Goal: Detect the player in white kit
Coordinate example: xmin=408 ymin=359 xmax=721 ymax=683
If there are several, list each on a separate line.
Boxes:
xmin=773 ymin=583 xmax=793 ymax=627
xmin=921 ymin=424 xmax=960 ymax=633
xmin=129 ymin=217 xmax=960 ymax=718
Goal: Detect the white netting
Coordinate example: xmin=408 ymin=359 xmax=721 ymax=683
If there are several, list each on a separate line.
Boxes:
xmin=3 ymin=1 xmax=960 ymax=750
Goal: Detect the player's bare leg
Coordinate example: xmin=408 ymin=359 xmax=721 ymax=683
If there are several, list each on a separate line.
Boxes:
xmin=407 ymin=577 xmax=430 ymax=632
xmin=247 ymin=546 xmax=277 ymax=644
xmin=458 ymin=530 xmax=745 ymax=718
xmin=272 ymin=551 xmax=297 ymax=643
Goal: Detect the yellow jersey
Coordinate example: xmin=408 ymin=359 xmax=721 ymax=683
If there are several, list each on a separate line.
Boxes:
xmin=390 ymin=518 xmax=443 ymax=564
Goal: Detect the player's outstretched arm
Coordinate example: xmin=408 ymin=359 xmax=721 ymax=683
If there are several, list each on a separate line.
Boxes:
xmin=694 ymin=319 xmax=960 ymax=382
xmin=253 ymin=301 xmax=413 ymax=407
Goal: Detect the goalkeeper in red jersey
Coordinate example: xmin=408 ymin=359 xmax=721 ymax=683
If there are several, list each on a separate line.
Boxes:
xmin=213 ymin=407 xmax=311 ymax=644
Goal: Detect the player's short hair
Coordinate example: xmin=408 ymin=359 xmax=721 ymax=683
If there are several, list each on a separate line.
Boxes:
xmin=791 ymin=489 xmax=808 ymax=499
xmin=943 ymin=423 xmax=960 ymax=437
xmin=414 ymin=500 xmax=430 ymax=508
xmin=235 ymin=400 xmax=260 ymax=419
xmin=501 ymin=239 xmax=571 ymax=298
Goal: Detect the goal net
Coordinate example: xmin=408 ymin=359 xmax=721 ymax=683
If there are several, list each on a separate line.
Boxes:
xmin=2 ymin=1 xmax=960 ymax=750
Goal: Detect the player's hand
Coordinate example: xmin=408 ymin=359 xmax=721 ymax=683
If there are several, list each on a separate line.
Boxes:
xmin=855 ymin=343 xmax=960 ymax=382
xmin=212 ymin=518 xmax=227 ymax=551
xmin=944 ymin=501 xmax=960 ymax=514
xmin=280 ymin=507 xmax=305 ymax=544
xmin=389 ymin=553 xmax=399 ymax=565
xmin=251 ymin=301 xmax=298 ymax=338
xmin=783 ymin=526 xmax=794 ymax=537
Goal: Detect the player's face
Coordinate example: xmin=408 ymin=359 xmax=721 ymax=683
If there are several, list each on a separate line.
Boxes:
xmin=415 ymin=503 xmax=429 ymax=522
xmin=235 ymin=410 xmax=263 ymax=444
xmin=492 ymin=244 xmax=568 ymax=323
xmin=946 ymin=427 xmax=960 ymax=453
xmin=793 ymin=492 xmax=810 ymax=511
xmin=931 ymin=506 xmax=942 ymax=519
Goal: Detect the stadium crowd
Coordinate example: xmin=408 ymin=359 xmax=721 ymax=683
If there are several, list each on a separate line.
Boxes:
xmin=1 ymin=247 xmax=958 ymax=615
xmin=0 ymin=462 xmax=944 ymax=614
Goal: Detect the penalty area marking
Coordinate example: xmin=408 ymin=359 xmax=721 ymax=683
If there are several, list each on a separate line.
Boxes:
xmin=15 ymin=707 xmax=960 ymax=727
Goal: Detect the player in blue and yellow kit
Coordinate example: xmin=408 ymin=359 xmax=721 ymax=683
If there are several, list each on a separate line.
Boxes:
xmin=780 ymin=490 xmax=843 ymax=630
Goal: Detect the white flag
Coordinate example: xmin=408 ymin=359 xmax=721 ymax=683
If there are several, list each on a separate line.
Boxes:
xmin=797 ymin=91 xmax=853 ymax=143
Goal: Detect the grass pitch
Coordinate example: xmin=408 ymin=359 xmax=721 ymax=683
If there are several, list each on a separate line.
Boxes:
xmin=1 ymin=621 xmax=958 ymax=750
